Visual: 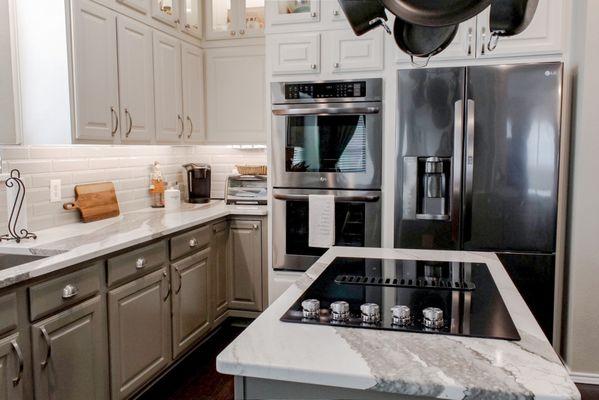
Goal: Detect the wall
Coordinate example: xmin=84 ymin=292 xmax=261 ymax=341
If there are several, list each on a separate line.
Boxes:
xmin=563 ymin=0 xmax=599 ymax=381
xmin=0 ymin=145 xmax=266 ymax=232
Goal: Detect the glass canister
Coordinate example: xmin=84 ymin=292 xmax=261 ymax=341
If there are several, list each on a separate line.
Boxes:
xmin=149 ymin=161 xmax=165 ymax=208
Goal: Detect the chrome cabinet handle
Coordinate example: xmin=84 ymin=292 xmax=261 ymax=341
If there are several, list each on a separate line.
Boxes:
xmin=125 ymin=108 xmax=133 ymax=138
xmin=333 ymin=62 xmax=340 ymax=68
xmin=481 ymin=27 xmax=486 ymax=55
xmin=230 ymin=30 xmax=237 ymax=36
xmin=40 ymin=327 xmax=51 ymax=368
xmin=175 ymin=267 xmax=182 ymax=294
xmin=136 ymin=257 xmax=146 ymax=269
xmin=110 ymin=107 xmax=119 ymax=136
xmin=239 ymin=29 xmax=245 ymax=35
xmin=177 ymin=114 xmax=184 ymax=138
xmin=310 ymin=11 xmax=317 ymax=17
xmin=61 ymin=284 xmax=79 ymax=299
xmin=310 ymin=64 xmax=317 ymax=70
xmin=186 ymin=116 xmax=193 ymax=139
xmin=11 ymin=341 xmax=23 ymax=386
xmin=189 ymin=238 xmax=198 ymax=248
xmin=333 ymin=10 xmax=340 ymax=16
xmin=162 ymin=271 xmax=171 ymax=302
xmin=467 ymin=27 xmax=473 ymax=56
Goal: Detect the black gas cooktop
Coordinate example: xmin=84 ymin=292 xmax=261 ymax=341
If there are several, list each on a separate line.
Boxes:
xmin=280 ymin=257 xmax=520 ymax=341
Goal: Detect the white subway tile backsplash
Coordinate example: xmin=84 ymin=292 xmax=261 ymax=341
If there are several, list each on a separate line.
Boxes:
xmin=0 ymin=144 xmax=266 ymax=232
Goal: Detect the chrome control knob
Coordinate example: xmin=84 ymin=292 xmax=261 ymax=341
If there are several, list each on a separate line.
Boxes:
xmin=360 ymin=303 xmax=380 ymax=324
xmin=330 ymin=301 xmax=350 ymax=321
xmin=301 ymin=299 xmax=320 ymax=319
xmin=422 ymin=307 xmax=444 ymax=329
xmin=391 ymin=305 xmax=411 ymax=326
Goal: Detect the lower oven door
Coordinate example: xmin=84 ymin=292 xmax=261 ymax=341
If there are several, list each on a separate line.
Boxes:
xmin=272 ymin=188 xmax=382 ymax=271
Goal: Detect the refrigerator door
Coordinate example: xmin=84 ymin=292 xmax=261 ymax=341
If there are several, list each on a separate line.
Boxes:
xmin=395 ymin=68 xmax=465 ymax=250
xmin=463 ymin=63 xmax=562 ymax=252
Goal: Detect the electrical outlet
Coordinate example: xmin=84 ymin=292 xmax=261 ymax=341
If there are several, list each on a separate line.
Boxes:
xmin=50 ymin=179 xmax=61 ymax=202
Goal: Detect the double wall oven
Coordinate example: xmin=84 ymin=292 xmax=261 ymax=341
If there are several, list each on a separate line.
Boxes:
xmin=271 ymin=79 xmax=383 ymax=271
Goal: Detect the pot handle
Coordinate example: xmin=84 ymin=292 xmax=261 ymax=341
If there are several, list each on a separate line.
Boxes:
xmin=410 ymin=54 xmax=433 ymax=68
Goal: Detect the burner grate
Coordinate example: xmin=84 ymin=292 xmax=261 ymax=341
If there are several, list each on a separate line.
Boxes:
xmin=334 ymin=275 xmax=476 ymax=291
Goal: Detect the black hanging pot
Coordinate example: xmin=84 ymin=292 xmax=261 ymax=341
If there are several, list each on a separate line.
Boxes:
xmin=382 ymin=0 xmax=491 ymax=27
xmin=393 ymin=16 xmax=458 ymax=67
xmin=487 ymin=0 xmax=539 ymax=51
xmin=338 ymin=0 xmax=391 ymax=36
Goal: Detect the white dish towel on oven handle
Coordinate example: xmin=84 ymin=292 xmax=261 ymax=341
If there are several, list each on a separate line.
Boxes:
xmin=308 ymin=194 xmax=335 ymax=248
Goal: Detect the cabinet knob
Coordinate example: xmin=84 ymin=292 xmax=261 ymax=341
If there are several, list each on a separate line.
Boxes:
xmin=310 ymin=11 xmax=317 ymax=18
xmin=175 ymin=19 xmax=180 ymax=24
xmin=136 ymin=257 xmax=146 ymax=269
xmin=189 ymin=238 xmax=198 ymax=248
xmin=61 ymin=284 xmax=79 ymax=299
xmin=333 ymin=62 xmax=340 ymax=68
xmin=310 ymin=64 xmax=317 ymax=70
xmin=252 ymin=224 xmax=259 ymax=230
xmin=185 ymin=23 xmax=191 ymax=29
xmin=333 ymin=10 xmax=340 ymax=16
xmin=230 ymin=30 xmax=237 ymax=36
xmin=239 ymin=29 xmax=245 ymax=35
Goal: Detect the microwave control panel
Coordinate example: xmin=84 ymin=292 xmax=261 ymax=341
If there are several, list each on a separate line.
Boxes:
xmin=285 ymin=81 xmax=366 ymax=100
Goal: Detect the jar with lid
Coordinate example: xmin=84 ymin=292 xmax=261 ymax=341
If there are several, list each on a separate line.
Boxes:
xmin=149 ymin=161 xmax=165 ymax=208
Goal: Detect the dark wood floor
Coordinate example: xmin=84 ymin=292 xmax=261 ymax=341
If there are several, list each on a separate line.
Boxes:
xmin=140 ymin=323 xmax=599 ymax=400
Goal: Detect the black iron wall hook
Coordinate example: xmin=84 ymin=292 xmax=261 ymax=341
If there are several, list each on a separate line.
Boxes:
xmin=1 ymin=169 xmax=37 ymax=243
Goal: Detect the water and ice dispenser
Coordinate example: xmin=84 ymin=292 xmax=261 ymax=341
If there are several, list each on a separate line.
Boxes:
xmin=401 ymin=156 xmax=451 ymax=221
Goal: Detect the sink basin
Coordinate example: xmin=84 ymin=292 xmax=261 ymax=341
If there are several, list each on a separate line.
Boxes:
xmin=0 ymin=254 xmax=48 ymax=270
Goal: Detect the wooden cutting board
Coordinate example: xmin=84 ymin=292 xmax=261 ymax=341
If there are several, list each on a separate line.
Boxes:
xmin=63 ymin=182 xmax=120 ymax=223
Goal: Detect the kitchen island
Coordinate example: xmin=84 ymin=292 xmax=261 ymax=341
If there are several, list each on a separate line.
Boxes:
xmin=217 ymin=247 xmax=580 ymax=400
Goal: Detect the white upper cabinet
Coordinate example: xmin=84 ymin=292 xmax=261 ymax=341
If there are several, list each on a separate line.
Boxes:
xmin=266 ymin=0 xmax=320 ymax=26
xmin=181 ymin=0 xmax=203 ymax=38
xmin=153 ymin=31 xmax=183 ymax=143
xmin=181 ymin=43 xmax=205 ymax=144
xmin=116 ymin=0 xmax=151 ymax=14
xmin=328 ymin=28 xmax=384 ymax=73
xmin=206 ymin=0 xmax=265 ymax=40
xmin=151 ymin=0 xmax=181 ymax=26
xmin=476 ymin=0 xmax=563 ymax=58
xmin=117 ymin=15 xmax=155 ymax=143
xmin=205 ymin=46 xmax=265 ymax=143
xmin=71 ymin=0 xmax=119 ymax=142
xmin=269 ymin=32 xmax=320 ymax=75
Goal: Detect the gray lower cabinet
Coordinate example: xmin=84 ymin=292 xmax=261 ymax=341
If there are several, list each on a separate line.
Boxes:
xmin=31 ymin=296 xmax=109 ymax=400
xmin=171 ymin=247 xmax=211 ymax=358
xmin=228 ymin=220 xmax=263 ymax=312
xmin=0 ymin=332 xmax=24 ymax=400
xmin=108 ymin=268 xmax=171 ymax=400
xmin=211 ymin=221 xmax=229 ymax=324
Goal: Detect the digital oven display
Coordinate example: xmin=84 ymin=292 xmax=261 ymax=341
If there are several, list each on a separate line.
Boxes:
xmin=285 ymin=81 xmax=366 ymax=100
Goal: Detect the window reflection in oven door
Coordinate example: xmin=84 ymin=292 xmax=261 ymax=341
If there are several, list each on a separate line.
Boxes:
xmin=272 ymin=188 xmax=382 ymax=271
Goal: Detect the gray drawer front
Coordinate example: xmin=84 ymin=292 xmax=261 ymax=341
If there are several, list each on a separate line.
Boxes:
xmin=107 ymin=241 xmax=167 ymax=286
xmin=29 ymin=261 xmax=103 ymax=321
xmin=0 ymin=292 xmax=17 ymax=336
xmin=170 ymin=225 xmax=210 ymax=260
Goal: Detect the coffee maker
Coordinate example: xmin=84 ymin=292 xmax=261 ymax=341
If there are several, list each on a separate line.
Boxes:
xmin=183 ymin=163 xmax=211 ymax=204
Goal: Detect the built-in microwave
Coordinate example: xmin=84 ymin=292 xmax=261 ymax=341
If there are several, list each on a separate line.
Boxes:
xmin=271 ymin=79 xmax=383 ymax=190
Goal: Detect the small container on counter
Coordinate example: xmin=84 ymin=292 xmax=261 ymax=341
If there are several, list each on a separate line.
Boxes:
xmin=164 ymin=183 xmax=181 ymax=210
xmin=149 ymin=161 xmax=165 ymax=208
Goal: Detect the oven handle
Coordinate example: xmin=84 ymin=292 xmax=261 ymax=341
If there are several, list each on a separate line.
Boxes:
xmin=273 ymin=193 xmax=380 ymax=202
xmin=272 ymin=106 xmax=380 ymax=116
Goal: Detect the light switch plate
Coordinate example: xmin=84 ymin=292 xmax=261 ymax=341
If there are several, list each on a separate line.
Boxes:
xmin=50 ymin=179 xmax=61 ymax=202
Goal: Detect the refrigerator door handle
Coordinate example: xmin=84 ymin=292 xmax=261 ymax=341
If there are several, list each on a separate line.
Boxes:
xmin=463 ymin=99 xmax=475 ymax=242
xmin=451 ymin=99 xmax=464 ymax=243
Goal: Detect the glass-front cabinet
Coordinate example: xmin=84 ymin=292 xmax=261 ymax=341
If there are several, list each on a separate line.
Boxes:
xmin=152 ymin=0 xmax=181 ymax=26
xmin=182 ymin=0 xmax=202 ymax=38
xmin=206 ymin=0 xmax=264 ymax=40
xmin=266 ymin=0 xmax=320 ymax=25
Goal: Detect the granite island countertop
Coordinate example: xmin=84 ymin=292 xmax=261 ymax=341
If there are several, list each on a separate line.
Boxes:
xmin=0 ymin=201 xmax=267 ymax=289
xmin=216 ymin=247 xmax=579 ymax=400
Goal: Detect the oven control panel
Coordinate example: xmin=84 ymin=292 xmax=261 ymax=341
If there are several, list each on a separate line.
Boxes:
xmin=285 ymin=81 xmax=366 ymax=100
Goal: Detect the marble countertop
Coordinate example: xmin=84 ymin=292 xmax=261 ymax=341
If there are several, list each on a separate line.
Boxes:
xmin=217 ymin=247 xmax=579 ymax=400
xmin=0 ymin=201 xmax=267 ymax=289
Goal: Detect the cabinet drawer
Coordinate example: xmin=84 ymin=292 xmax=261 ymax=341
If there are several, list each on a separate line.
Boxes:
xmin=170 ymin=225 xmax=210 ymax=260
xmin=107 ymin=241 xmax=167 ymax=286
xmin=0 ymin=292 xmax=17 ymax=336
xmin=29 ymin=261 xmax=103 ymax=321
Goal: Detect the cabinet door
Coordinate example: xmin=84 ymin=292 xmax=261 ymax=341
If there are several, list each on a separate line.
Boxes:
xmin=117 ymin=15 xmax=155 ymax=143
xmin=181 ymin=43 xmax=205 ymax=144
xmin=228 ymin=220 xmax=262 ymax=311
xmin=171 ymin=248 xmax=211 ymax=358
xmin=181 ymin=0 xmax=202 ymax=38
xmin=116 ymin=0 xmax=150 ymax=14
xmin=205 ymin=46 xmax=266 ymax=143
xmin=211 ymin=222 xmax=229 ymax=323
xmin=239 ymin=0 xmax=265 ymax=38
xmin=266 ymin=0 xmax=320 ymax=26
xmin=394 ymin=18 xmax=476 ymax=65
xmin=269 ymin=32 xmax=320 ymax=75
xmin=153 ymin=31 xmax=183 ymax=143
xmin=151 ymin=0 xmax=180 ymax=26
xmin=328 ymin=29 xmax=383 ymax=73
xmin=0 ymin=333 xmax=24 ymax=400
xmin=205 ymin=0 xmax=237 ymax=40
xmin=71 ymin=0 xmax=119 ymax=142
xmin=31 ymin=296 xmax=108 ymax=400
xmin=476 ymin=0 xmax=563 ymax=58
xmin=108 ymin=268 xmax=171 ymax=400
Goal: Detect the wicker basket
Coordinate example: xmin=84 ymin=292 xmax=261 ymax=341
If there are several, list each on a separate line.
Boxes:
xmin=236 ymin=165 xmax=267 ymax=176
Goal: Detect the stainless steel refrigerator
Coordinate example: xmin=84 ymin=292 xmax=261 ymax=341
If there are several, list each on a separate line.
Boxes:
xmin=394 ymin=63 xmax=563 ymax=341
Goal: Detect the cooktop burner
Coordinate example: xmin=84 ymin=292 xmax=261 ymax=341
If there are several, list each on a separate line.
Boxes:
xmin=280 ymin=257 xmax=520 ymax=341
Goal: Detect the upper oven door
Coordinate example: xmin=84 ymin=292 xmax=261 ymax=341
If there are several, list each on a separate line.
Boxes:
xmin=272 ymin=102 xmax=382 ymax=189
